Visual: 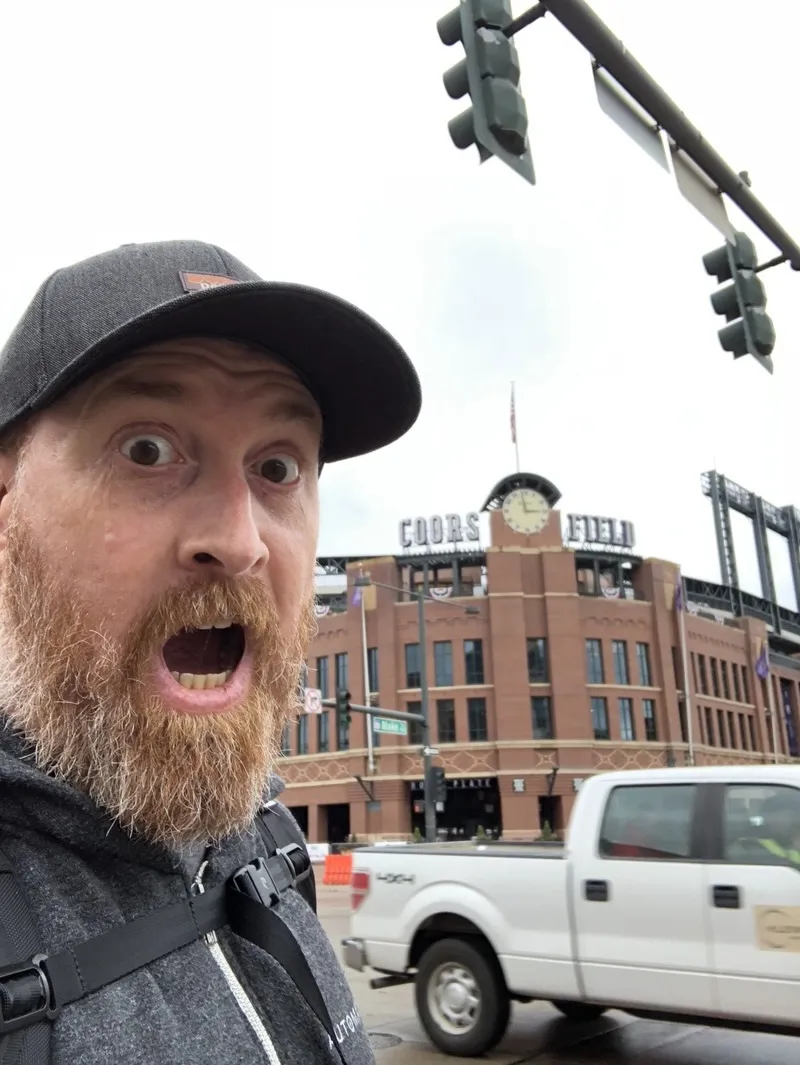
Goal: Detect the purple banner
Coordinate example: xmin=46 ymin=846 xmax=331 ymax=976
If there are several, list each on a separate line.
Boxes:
xmin=780 ymin=680 xmax=798 ymax=758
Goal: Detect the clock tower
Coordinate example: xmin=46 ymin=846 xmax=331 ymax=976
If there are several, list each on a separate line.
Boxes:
xmin=480 ymin=473 xmax=563 ymax=548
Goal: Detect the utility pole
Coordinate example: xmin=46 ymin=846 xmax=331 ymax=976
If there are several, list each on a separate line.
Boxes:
xmin=416 ymin=589 xmax=437 ymax=843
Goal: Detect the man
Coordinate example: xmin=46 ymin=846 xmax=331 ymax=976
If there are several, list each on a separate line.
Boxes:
xmin=0 ymin=241 xmax=421 ymax=1064
xmin=746 ymin=792 xmax=800 ymax=867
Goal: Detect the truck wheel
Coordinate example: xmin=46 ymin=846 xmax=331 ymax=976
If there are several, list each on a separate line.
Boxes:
xmin=415 ymin=937 xmax=510 ymax=1057
xmin=551 ymin=999 xmax=607 ymax=1022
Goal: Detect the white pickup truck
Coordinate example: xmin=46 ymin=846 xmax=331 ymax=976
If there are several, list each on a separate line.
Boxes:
xmin=343 ymin=766 xmax=800 ymax=1057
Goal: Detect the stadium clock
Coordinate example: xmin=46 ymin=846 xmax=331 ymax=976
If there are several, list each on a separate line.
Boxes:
xmin=502 ymin=487 xmax=551 ymax=535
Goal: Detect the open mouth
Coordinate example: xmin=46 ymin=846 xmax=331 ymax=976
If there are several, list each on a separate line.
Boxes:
xmin=161 ymin=621 xmax=246 ymax=691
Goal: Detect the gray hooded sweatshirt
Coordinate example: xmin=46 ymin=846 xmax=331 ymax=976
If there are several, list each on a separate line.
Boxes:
xmin=0 ymin=728 xmax=374 ymax=1065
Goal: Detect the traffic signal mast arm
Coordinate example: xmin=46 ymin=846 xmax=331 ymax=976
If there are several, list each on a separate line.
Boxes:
xmin=322 ymin=697 xmax=425 ymax=724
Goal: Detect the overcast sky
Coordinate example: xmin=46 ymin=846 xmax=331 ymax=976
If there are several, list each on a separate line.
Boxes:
xmin=1 ymin=0 xmax=797 ymax=607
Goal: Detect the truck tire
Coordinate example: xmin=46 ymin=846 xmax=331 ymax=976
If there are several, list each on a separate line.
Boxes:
xmin=551 ymin=999 xmax=607 ymax=1022
xmin=415 ymin=937 xmax=510 ymax=1057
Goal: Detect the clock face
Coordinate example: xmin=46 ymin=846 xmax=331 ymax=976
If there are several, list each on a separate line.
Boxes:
xmin=502 ymin=488 xmax=551 ymax=535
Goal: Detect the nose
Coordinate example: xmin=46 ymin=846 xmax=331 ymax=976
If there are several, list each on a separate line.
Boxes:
xmin=177 ymin=474 xmax=269 ymax=579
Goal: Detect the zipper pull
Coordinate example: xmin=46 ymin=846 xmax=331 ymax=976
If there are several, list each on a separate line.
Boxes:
xmin=192 ymin=859 xmax=210 ymax=896
xmin=191 ymin=856 xmax=219 ymax=945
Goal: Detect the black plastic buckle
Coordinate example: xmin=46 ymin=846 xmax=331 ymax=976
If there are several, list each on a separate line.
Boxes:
xmin=0 ymin=954 xmax=58 ymax=1035
xmin=277 ymin=843 xmax=305 ymax=877
xmin=231 ymin=858 xmax=282 ymax=909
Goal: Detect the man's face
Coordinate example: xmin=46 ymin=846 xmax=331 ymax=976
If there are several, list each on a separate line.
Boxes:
xmin=0 ymin=337 xmax=321 ymax=848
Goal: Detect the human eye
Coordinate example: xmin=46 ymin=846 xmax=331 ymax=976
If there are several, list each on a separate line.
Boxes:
xmin=255 ymin=453 xmax=301 ymax=486
xmin=119 ymin=433 xmax=178 ymax=467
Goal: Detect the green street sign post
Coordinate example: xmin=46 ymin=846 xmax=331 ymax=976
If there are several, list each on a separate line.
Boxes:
xmin=373 ymin=718 xmax=408 ymax=736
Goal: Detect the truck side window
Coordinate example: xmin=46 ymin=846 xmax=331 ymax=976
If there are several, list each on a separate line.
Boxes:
xmin=723 ymin=784 xmax=800 ymax=867
xmin=599 ymin=784 xmax=696 ymax=860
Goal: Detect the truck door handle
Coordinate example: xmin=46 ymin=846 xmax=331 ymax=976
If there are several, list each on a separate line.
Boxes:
xmin=712 ymin=884 xmax=741 ymax=909
xmin=584 ymin=879 xmax=609 ymax=902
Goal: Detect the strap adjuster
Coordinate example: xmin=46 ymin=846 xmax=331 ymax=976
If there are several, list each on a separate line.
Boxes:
xmin=0 ymin=954 xmax=59 ymax=1034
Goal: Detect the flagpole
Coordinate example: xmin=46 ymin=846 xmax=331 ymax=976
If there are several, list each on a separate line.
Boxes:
xmin=676 ymin=573 xmax=695 ymax=765
xmin=361 ymin=588 xmax=375 ymax=774
xmin=511 ymin=382 xmax=520 ymax=472
xmin=764 ymin=653 xmax=780 ymax=765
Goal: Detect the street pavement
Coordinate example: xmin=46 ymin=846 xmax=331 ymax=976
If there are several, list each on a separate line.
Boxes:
xmin=317 ymin=884 xmax=798 ymax=1065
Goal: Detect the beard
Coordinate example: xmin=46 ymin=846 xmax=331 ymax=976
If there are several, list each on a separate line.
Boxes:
xmin=0 ymin=508 xmax=315 ymax=849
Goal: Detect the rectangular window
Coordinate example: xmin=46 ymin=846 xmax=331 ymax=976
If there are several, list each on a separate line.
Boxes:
xmin=704 ymin=706 xmax=715 ymax=746
xmin=318 ymin=712 xmax=330 ymax=753
xmin=612 ymin=640 xmax=629 ymax=685
xmin=727 ymin=710 xmax=737 ymax=749
xmin=297 ymin=715 xmax=309 ymax=755
xmin=464 ymin=640 xmax=485 ymax=685
xmin=433 ymin=641 xmax=453 ymax=687
xmin=678 ymin=699 xmax=687 ymax=743
xmin=591 ymin=696 xmax=609 ymax=740
xmin=467 ymin=697 xmax=488 ymax=741
xmin=723 ymin=784 xmax=800 ymax=863
xmin=334 ymin=652 xmax=348 ymax=693
xmin=738 ymin=712 xmax=748 ymax=750
xmin=599 ymin=784 xmax=696 ymax=859
xmin=721 ymin=661 xmax=730 ymax=701
xmin=316 ymin=656 xmax=329 ymax=699
xmin=697 ymin=655 xmax=708 ymax=695
xmin=585 ymin=639 xmax=604 ymax=684
xmin=405 ymin=643 xmax=421 ymax=688
xmin=716 ymin=707 xmax=726 ymax=747
xmin=527 ymin=638 xmax=549 ymax=683
xmin=642 ymin=699 xmax=657 ymax=741
xmin=710 ymin=658 xmax=720 ymax=698
xmin=437 ymin=699 xmax=456 ymax=743
xmin=619 ymin=697 xmax=635 ymax=741
xmin=367 ymin=647 xmax=379 ymax=694
xmin=531 ymin=696 xmax=553 ymax=740
xmin=741 ymin=666 xmax=750 ymax=704
xmin=635 ymin=643 xmax=652 ymax=687
xmin=732 ymin=663 xmax=741 ymax=703
xmin=407 ymin=700 xmax=424 ymax=745
xmin=280 ymin=724 xmax=291 ymax=756
xmin=747 ymin=716 xmax=757 ymax=751
xmin=672 ymin=646 xmax=682 ymax=689
xmin=690 ymin=652 xmax=698 ymax=693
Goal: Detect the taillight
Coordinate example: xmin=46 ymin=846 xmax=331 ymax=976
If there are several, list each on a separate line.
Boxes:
xmin=351 ymin=870 xmax=370 ymax=911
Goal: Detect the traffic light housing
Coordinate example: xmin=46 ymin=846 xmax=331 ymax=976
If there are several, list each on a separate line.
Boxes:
xmin=430 ymin=766 xmax=447 ymax=805
xmin=335 ymin=688 xmax=351 ymax=728
xmin=437 ymin=0 xmax=534 ymax=183
xmin=703 ymin=231 xmax=776 ymax=374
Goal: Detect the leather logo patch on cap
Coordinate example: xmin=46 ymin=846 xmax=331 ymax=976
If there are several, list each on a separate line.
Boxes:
xmin=179 ymin=271 xmax=239 ymax=292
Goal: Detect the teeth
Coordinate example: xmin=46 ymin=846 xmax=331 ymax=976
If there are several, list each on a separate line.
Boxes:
xmin=196 ymin=620 xmax=233 ymax=630
xmin=171 ymin=671 xmax=231 ymax=691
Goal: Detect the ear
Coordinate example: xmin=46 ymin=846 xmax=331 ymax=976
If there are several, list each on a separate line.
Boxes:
xmin=0 ymin=454 xmax=16 ymax=558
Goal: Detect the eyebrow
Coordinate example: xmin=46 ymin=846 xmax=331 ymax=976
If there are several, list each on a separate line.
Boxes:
xmin=90 ymin=377 xmax=322 ymax=427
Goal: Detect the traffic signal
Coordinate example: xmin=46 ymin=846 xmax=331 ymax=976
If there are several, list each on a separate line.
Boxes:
xmin=335 ymin=688 xmax=351 ymax=728
xmin=703 ymin=231 xmax=776 ymax=374
xmin=437 ymin=0 xmax=534 ymax=184
xmin=431 ymin=766 xmax=447 ymax=805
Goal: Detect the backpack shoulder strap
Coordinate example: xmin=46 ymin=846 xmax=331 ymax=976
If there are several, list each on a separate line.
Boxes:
xmin=257 ymin=802 xmax=317 ymax=914
xmin=0 ymin=844 xmax=52 ymax=1064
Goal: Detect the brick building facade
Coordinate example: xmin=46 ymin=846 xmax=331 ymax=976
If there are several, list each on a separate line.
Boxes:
xmin=277 ymin=479 xmax=800 ymax=843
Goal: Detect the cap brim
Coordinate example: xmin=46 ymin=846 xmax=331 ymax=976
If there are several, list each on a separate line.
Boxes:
xmin=33 ymin=281 xmax=421 ymax=463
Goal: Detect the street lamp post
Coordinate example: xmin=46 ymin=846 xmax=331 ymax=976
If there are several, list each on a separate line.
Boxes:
xmin=354 ymin=573 xmax=478 ymax=843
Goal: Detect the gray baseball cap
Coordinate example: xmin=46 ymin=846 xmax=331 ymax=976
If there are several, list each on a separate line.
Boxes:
xmin=0 ymin=240 xmax=422 ymax=462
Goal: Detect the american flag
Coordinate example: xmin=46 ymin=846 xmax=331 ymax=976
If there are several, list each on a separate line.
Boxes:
xmin=510 ymin=383 xmax=517 ymax=445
